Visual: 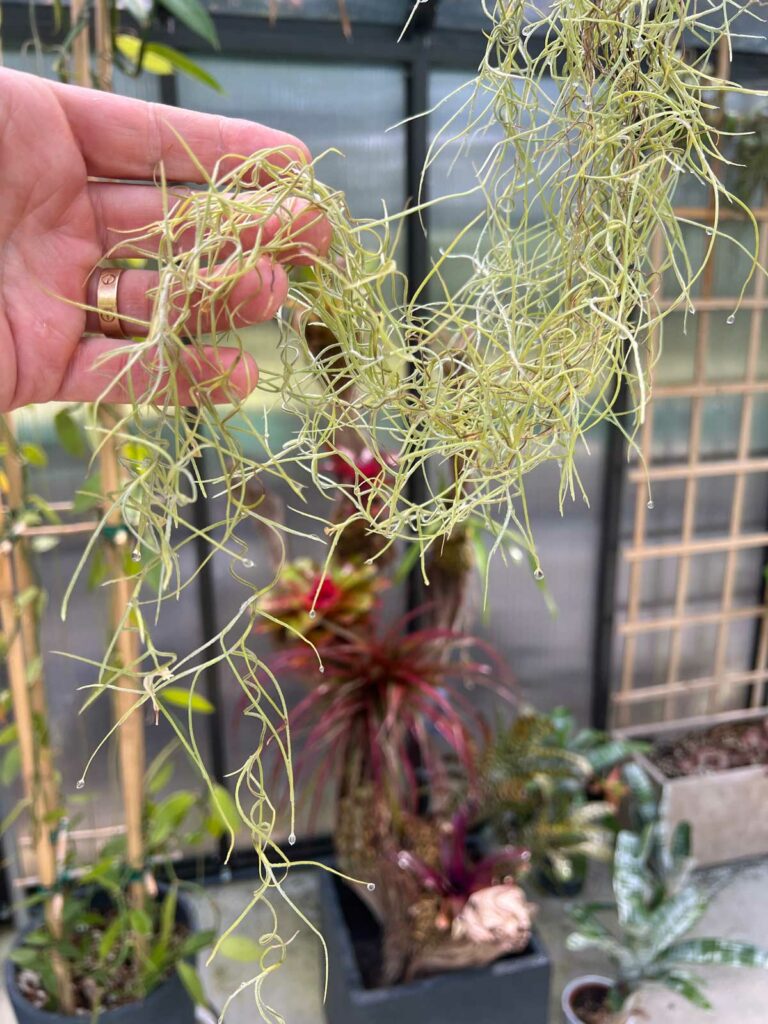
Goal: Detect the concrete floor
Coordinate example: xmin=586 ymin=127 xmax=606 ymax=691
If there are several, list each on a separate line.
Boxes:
xmin=2 ymin=859 xmax=767 ymax=1023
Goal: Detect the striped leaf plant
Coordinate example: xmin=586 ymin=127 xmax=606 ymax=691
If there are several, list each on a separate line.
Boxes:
xmin=566 ymin=804 xmax=768 ymax=1011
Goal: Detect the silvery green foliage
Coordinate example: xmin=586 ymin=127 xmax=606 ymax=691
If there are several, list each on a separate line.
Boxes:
xmin=566 ymin=782 xmax=768 ymax=1009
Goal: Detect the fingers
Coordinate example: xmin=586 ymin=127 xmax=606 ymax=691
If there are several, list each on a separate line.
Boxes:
xmin=54 ymin=340 xmax=259 ymax=406
xmin=85 ymin=258 xmax=290 ymax=337
xmin=89 ymin=183 xmax=331 ymax=263
xmin=50 ymin=79 xmax=310 ymax=183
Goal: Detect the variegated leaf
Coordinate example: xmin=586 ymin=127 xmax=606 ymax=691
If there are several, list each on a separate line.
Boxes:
xmin=663 ymin=939 xmax=768 ymax=970
xmin=658 ymin=968 xmax=711 ymax=1009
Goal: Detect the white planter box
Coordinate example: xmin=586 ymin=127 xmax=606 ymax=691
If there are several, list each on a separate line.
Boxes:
xmin=637 ymin=752 xmax=768 ymax=866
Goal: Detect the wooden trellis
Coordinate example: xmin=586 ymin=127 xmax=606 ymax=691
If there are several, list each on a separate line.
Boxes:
xmin=612 ymin=200 xmax=768 ymax=735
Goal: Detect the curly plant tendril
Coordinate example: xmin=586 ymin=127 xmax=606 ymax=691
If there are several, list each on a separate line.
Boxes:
xmin=63 ymin=2 xmax=768 ymax=1014
xmin=281 ymin=0 xmax=768 ymax=570
xmin=62 ymin=147 xmax=388 ymax=1019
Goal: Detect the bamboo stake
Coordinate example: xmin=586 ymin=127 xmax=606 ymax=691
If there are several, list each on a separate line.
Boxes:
xmin=94 ymin=0 xmax=113 ymax=93
xmin=0 ymin=426 xmax=75 ymax=1012
xmin=98 ymin=424 xmax=146 ymax=910
xmin=2 ymin=422 xmax=60 ymax=826
xmin=69 ymin=0 xmax=90 ymax=87
xmin=71 ymin=2 xmax=147 ymax=912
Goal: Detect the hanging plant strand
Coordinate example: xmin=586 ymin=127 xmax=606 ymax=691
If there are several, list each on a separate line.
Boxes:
xmin=59 ymin=1 xmax=768 ymax=1013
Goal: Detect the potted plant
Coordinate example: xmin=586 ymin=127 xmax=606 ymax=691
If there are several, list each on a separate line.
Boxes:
xmin=7 ymin=879 xmax=208 ymax=1024
xmin=539 ymin=707 xmax=649 ymax=801
xmin=563 ymin=805 xmax=768 ymax=1023
xmin=260 ymin=548 xmax=551 ymax=1021
xmin=4 ymin=744 xmax=225 ymax=1023
xmin=320 ymin=803 xmax=550 ymax=1024
xmin=0 ymin=409 xmax=234 ymax=1022
xmin=479 ymin=708 xmax=617 ymax=896
xmin=632 ymin=717 xmax=768 ymax=866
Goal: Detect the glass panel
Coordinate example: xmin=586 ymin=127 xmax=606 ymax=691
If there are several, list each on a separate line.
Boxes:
xmin=177 ymin=59 xmax=408 ymax=840
xmin=427 ymin=69 xmax=607 ymax=724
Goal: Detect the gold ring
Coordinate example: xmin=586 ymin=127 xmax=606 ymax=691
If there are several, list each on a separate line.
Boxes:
xmin=96 ymin=268 xmax=126 ymax=339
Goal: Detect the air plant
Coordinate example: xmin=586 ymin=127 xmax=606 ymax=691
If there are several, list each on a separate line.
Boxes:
xmin=282 ymin=614 xmax=515 ymax=827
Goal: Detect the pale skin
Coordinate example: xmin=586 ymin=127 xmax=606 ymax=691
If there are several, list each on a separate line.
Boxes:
xmin=0 ymin=67 xmax=331 ymax=412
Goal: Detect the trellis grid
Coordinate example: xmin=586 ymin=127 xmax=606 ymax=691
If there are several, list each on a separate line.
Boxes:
xmin=612 ymin=196 xmax=768 ymax=735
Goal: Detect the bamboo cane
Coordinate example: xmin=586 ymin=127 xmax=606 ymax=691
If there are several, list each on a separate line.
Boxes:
xmin=0 ymin=422 xmax=75 ymax=1012
xmin=70 ymin=0 xmax=147 ymax=912
xmin=98 ymin=427 xmax=146 ymax=910
xmin=2 ymin=426 xmax=61 ymax=832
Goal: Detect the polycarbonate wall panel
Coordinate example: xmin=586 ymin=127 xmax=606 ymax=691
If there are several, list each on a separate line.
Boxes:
xmin=177 ymin=59 xmax=406 ymax=221
xmin=427 ymin=70 xmax=607 ymax=721
xmin=205 ymin=0 xmax=413 ymax=23
xmin=177 ymin=59 xmax=408 ymax=840
xmin=3 ymin=47 xmax=162 ymax=99
xmin=436 ymin=1 xmax=492 ymax=30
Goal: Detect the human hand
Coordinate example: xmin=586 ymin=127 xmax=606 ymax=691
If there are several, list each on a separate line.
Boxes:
xmin=0 ymin=68 xmax=330 ymax=412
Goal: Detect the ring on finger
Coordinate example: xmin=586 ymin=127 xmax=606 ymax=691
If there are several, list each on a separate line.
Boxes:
xmin=96 ymin=268 xmax=127 ymax=339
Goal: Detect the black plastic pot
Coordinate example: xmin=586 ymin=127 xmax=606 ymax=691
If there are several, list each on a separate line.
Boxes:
xmin=6 ymin=889 xmax=197 ymax=1024
xmin=318 ymin=871 xmax=550 ymax=1024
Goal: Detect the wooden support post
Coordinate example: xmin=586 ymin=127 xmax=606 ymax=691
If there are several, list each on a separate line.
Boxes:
xmin=98 ymin=426 xmax=146 ymax=910
xmin=0 ymin=419 xmax=74 ymax=1012
xmin=69 ymin=0 xmax=147 ymax=912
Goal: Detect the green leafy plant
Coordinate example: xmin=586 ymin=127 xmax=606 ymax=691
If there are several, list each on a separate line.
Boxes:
xmin=544 ymin=707 xmax=648 ymax=777
xmin=566 ymin=794 xmax=768 ymax=1011
xmin=480 ymin=709 xmax=617 ymax=888
xmin=13 ymin=879 xmax=214 ymax=1015
xmin=9 ymin=747 xmax=220 ymax=1015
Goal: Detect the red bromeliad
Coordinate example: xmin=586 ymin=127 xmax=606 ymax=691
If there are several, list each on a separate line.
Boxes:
xmin=326 ymin=446 xmax=398 ymax=493
xmin=283 ymin=612 xmax=516 ymax=822
xmin=255 ymin=557 xmax=381 ymax=644
xmin=394 ymin=809 xmax=530 ymax=913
